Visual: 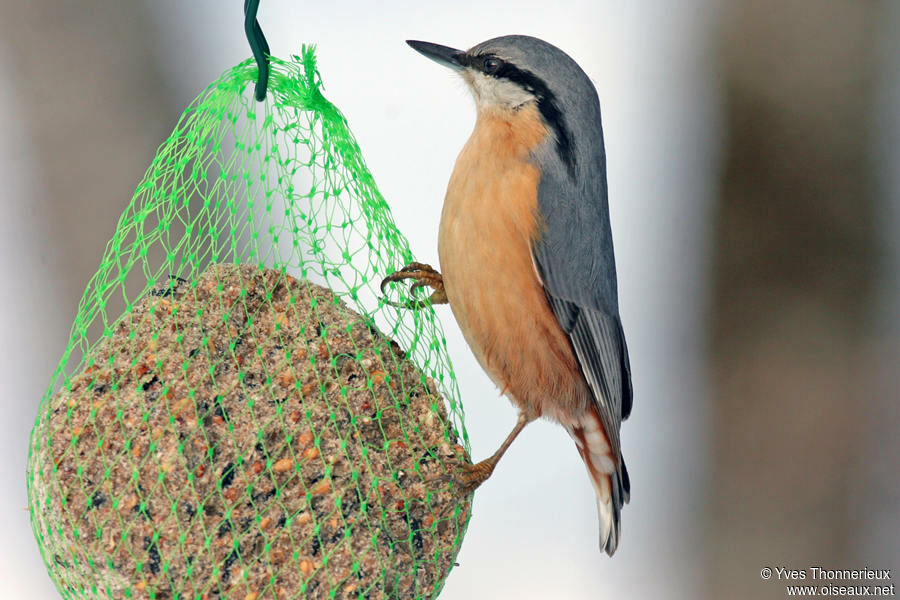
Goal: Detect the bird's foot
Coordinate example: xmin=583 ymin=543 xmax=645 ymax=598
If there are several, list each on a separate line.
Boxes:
xmin=380 ymin=262 xmax=448 ymax=309
xmin=437 ymin=459 xmax=497 ymax=496
xmin=433 ymin=413 xmax=530 ymax=495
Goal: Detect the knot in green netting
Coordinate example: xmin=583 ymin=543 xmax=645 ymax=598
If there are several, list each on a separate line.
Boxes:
xmin=27 ymin=47 xmax=472 ymax=600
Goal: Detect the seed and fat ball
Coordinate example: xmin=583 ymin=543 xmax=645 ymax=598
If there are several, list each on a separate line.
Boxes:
xmin=383 ymin=35 xmax=633 ymax=555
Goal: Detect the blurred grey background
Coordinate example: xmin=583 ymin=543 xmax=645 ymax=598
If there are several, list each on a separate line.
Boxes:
xmin=1 ymin=1 xmax=897 ymax=599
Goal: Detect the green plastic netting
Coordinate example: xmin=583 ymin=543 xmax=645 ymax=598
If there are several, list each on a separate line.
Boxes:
xmin=27 ymin=47 xmax=472 ymax=600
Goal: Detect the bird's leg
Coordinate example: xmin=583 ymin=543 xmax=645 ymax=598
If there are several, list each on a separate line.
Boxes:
xmin=380 ymin=262 xmax=448 ymax=309
xmin=444 ymin=412 xmax=532 ymax=494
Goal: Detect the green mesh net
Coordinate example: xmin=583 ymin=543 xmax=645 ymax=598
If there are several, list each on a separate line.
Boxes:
xmin=27 ymin=47 xmax=472 ymax=600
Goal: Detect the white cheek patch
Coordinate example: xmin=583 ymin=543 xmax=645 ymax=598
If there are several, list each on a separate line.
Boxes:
xmin=466 ymin=71 xmax=535 ymax=110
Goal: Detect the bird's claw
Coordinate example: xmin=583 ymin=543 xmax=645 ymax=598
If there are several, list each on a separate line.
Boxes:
xmin=379 ymin=262 xmax=443 ymax=294
xmin=380 ymin=262 xmax=448 ymax=309
xmin=409 ymin=280 xmax=430 ymax=294
xmin=431 ymin=461 xmax=494 ymax=496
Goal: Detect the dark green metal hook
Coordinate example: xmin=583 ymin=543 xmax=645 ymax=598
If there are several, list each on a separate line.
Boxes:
xmin=244 ymin=0 xmax=270 ymax=101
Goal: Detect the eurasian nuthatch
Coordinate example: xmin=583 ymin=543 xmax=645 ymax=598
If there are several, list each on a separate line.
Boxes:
xmin=382 ymin=35 xmax=632 ymax=555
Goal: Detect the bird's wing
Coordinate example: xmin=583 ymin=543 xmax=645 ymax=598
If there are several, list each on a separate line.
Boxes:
xmin=536 ymin=278 xmax=632 ymax=459
xmin=532 ymin=163 xmax=633 ymax=554
xmin=530 ymin=165 xmax=632 ymax=460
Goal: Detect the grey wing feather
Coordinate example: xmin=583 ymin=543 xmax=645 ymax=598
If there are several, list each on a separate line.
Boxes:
xmin=531 ymin=156 xmax=633 ymax=433
xmin=531 ymin=147 xmax=633 ymax=524
xmin=537 ymin=254 xmax=633 ymax=552
xmin=541 ymin=286 xmax=631 ymax=459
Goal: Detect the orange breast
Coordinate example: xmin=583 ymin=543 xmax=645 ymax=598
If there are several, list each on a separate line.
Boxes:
xmin=438 ymin=104 xmax=590 ymax=424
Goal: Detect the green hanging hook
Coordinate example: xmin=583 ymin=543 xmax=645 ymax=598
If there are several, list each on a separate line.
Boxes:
xmin=244 ymin=0 xmax=270 ymax=101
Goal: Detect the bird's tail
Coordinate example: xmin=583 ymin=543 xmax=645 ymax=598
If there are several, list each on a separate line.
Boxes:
xmin=567 ymin=408 xmax=630 ymax=556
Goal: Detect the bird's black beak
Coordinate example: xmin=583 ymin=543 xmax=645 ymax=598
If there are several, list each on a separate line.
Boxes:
xmin=406 ymin=40 xmax=465 ymax=70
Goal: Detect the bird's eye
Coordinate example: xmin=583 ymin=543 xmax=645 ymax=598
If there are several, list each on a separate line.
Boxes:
xmin=482 ymin=57 xmax=502 ymax=74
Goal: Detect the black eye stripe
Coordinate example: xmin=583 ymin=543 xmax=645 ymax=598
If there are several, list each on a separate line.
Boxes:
xmin=472 ymin=55 xmax=576 ymax=176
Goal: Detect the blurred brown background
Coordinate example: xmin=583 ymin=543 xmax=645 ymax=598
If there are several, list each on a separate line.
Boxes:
xmin=1 ymin=1 xmax=897 ymax=599
xmin=709 ymin=1 xmax=898 ymax=598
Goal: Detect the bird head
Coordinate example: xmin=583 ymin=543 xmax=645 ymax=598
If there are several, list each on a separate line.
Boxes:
xmin=407 ymin=35 xmax=603 ymax=176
